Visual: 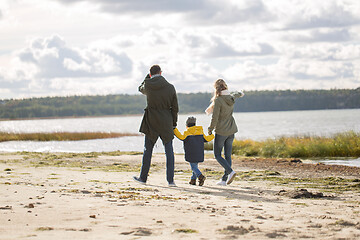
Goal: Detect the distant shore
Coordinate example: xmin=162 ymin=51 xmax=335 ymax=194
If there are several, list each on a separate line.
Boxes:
xmin=0 ymin=113 xmax=144 ymax=122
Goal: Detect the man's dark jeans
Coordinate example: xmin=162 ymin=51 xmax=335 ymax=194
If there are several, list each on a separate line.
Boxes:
xmin=139 ymin=136 xmax=175 ymax=183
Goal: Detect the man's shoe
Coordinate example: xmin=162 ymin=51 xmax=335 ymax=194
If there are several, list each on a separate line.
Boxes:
xmin=216 ymin=180 xmax=226 ymax=186
xmin=198 ymin=174 xmax=206 ymax=186
xmin=189 ymin=179 xmax=196 ymax=185
xmin=226 ymin=171 xmax=237 ymax=185
xmin=133 ymin=176 xmax=146 ymax=185
xmin=168 ymin=182 xmax=177 ymax=187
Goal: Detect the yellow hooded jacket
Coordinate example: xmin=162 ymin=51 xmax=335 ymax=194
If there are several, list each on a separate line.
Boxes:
xmin=174 ymin=126 xmax=214 ymax=163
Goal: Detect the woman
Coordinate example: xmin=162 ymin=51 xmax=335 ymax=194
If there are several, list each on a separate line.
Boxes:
xmin=206 ymin=79 xmax=244 ymax=186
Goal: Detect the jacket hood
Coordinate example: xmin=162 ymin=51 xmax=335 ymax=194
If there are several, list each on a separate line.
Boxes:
xmin=145 ymin=76 xmax=170 ymax=90
xmin=221 ymin=95 xmax=235 ymax=106
xmin=185 ymin=126 xmax=204 ymax=136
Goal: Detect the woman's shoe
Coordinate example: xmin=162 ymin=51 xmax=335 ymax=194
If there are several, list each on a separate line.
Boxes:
xmin=198 ymin=174 xmax=206 ymax=186
xmin=216 ymin=180 xmax=226 ymax=186
xmin=226 ymin=171 xmax=237 ymax=185
xmin=189 ymin=179 xmax=196 ymax=185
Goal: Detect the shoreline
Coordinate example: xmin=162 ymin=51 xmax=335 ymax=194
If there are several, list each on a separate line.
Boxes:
xmin=1 ymin=108 xmax=359 ymax=122
xmin=1 ymin=151 xmax=360 ymax=168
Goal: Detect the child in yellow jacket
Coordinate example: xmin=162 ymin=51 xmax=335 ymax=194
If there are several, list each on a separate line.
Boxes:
xmin=174 ymin=116 xmax=214 ymax=186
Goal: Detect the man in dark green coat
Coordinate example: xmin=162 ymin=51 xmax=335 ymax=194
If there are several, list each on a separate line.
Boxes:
xmin=133 ymin=65 xmax=179 ymax=186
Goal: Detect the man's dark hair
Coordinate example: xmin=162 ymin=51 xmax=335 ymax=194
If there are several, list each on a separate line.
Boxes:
xmin=186 ymin=116 xmax=196 ymax=127
xmin=150 ymin=65 xmax=161 ymax=75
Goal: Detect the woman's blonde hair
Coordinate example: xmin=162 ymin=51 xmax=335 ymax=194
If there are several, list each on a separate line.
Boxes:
xmin=211 ymin=79 xmax=228 ymax=102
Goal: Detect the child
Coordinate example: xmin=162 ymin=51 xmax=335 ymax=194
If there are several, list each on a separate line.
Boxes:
xmin=174 ymin=116 xmax=214 ymax=186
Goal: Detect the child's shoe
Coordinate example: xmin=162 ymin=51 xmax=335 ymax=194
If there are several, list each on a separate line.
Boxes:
xmin=189 ymin=179 xmax=196 ymax=185
xmin=198 ymin=174 xmax=206 ymax=186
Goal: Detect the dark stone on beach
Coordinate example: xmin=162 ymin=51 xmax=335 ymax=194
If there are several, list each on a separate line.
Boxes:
xmin=220 ymin=225 xmax=249 ymax=235
xmin=266 ymin=232 xmax=287 ymax=238
xmin=290 ymin=159 xmax=302 ymax=163
xmin=65 ymin=228 xmax=77 ymax=231
xmin=79 ymin=228 xmax=92 ymax=232
xmin=277 ymin=189 xmax=324 ymax=199
xmin=133 ymin=228 xmax=152 ymax=236
xmin=89 ymin=215 xmax=96 ymax=218
xmin=25 ymin=203 xmax=35 ymax=208
xmin=81 ymin=190 xmax=91 ymax=194
xmin=0 ymin=206 xmax=12 ymax=210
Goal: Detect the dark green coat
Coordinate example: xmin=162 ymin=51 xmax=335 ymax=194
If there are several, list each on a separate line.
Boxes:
xmin=139 ymin=75 xmax=178 ymax=144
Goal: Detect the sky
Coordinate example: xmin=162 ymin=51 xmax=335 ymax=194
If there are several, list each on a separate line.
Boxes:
xmin=0 ymin=0 xmax=360 ymax=99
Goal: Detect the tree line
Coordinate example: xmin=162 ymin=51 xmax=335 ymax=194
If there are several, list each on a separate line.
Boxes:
xmin=0 ymin=88 xmax=359 ymax=119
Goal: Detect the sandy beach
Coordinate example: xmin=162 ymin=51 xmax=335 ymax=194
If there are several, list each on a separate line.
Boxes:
xmin=1 ymin=152 xmax=360 ymax=239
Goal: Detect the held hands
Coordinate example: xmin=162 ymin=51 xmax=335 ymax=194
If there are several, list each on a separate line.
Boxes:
xmin=208 ymin=128 xmax=213 ymax=136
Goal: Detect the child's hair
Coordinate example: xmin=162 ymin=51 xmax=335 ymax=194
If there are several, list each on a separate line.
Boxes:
xmin=186 ymin=116 xmax=196 ymax=127
xmin=211 ymin=79 xmax=228 ymax=102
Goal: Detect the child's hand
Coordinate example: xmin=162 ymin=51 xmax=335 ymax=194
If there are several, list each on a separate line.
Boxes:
xmin=208 ymin=129 xmax=212 ymax=135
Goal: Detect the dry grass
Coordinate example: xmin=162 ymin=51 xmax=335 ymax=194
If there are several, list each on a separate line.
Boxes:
xmin=205 ymin=131 xmax=360 ymax=158
xmin=0 ymin=132 xmax=140 ymax=142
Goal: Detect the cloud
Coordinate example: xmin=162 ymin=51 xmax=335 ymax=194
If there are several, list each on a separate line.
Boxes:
xmin=0 ymin=34 xmax=136 ymax=99
xmin=285 ymin=43 xmax=360 ymax=61
xmin=55 ymin=0 xmax=206 ymax=12
xmin=331 ymin=44 xmax=360 ymax=60
xmin=223 ymin=61 xmax=269 ymax=84
xmin=204 ymin=37 xmax=275 ymax=58
xmin=17 ymin=35 xmax=133 ymax=78
xmin=283 ymin=1 xmax=360 ymax=29
xmin=221 ymin=57 xmax=358 ymax=90
xmin=2 ymin=0 xmax=360 ymax=99
xmin=284 ymin=29 xmax=352 ymax=42
xmin=55 ymin=0 xmax=274 ymax=25
xmin=288 ymin=60 xmax=354 ymax=80
xmin=186 ymin=0 xmax=274 ymax=25
xmin=98 ymin=0 xmax=206 ymax=14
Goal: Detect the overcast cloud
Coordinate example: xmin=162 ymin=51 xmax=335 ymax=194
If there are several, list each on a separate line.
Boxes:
xmin=0 ymin=0 xmax=359 ymax=99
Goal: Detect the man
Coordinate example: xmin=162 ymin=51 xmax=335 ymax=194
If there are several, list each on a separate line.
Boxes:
xmin=133 ymin=65 xmax=179 ymax=187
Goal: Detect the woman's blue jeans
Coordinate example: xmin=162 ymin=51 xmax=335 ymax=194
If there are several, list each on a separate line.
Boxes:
xmin=213 ymin=134 xmax=234 ymax=181
xmin=139 ymin=136 xmax=174 ymax=183
xmin=189 ymin=162 xmax=202 ymax=180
